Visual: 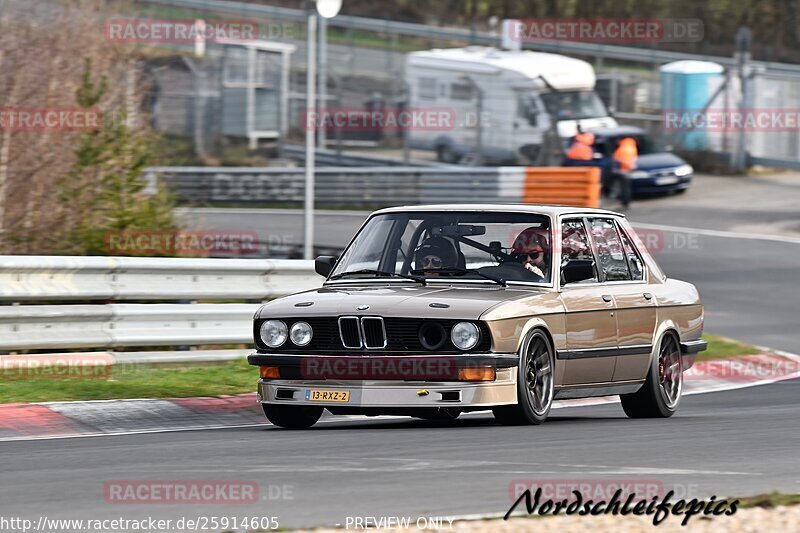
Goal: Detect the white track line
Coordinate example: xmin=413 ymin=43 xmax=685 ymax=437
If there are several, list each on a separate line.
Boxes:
xmin=632 ymin=221 xmax=800 ymax=245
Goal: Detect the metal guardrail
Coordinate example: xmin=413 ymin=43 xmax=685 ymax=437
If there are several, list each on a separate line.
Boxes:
xmin=0 ymin=256 xmax=320 ymax=358
xmin=151 ymin=165 xmax=601 ymax=208
xmin=147 ymin=0 xmax=800 ymax=77
xmin=150 ymin=165 xmax=512 ymax=206
xmin=0 ymin=255 xmax=316 ymax=301
xmin=281 ymin=145 xmax=448 ymax=168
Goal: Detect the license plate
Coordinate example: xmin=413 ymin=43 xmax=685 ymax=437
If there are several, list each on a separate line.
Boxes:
xmin=656 ymin=176 xmax=679 ymax=185
xmin=305 ymin=389 xmax=350 ymax=402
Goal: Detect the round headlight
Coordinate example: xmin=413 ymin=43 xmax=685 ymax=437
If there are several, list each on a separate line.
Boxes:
xmin=451 ymin=322 xmax=480 ymax=351
xmin=290 ymin=321 xmax=313 ymax=346
xmin=260 ymin=320 xmax=287 ymax=348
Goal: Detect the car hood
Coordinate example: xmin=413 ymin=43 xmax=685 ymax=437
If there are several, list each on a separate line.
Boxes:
xmin=636 ymin=152 xmax=686 ymax=171
xmin=255 ymin=283 xmax=549 ymax=321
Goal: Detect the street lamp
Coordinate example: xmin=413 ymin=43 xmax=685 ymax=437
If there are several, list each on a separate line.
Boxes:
xmin=304 ymin=0 xmax=341 ymax=260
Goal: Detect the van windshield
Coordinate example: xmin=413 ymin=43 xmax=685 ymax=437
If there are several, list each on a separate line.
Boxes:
xmin=540 ymin=90 xmax=609 ymax=121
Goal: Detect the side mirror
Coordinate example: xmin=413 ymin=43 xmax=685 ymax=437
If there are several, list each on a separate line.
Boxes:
xmin=315 ymin=256 xmax=337 ymax=278
xmin=561 ymin=259 xmax=595 ymax=284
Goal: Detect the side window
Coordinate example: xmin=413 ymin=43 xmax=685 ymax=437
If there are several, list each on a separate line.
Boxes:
xmin=589 ymin=218 xmax=631 ymax=282
xmin=561 ymin=219 xmax=598 ymax=283
xmin=418 ymin=77 xmax=437 ymax=100
xmin=618 ymin=224 xmax=645 ymax=281
xmin=450 ymin=82 xmax=474 ymax=101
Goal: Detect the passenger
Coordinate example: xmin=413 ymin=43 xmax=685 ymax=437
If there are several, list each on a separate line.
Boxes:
xmin=511 ymin=227 xmax=550 ymax=279
xmin=414 ymin=236 xmax=458 ymax=275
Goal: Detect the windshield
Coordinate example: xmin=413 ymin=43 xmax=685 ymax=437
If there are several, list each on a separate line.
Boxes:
xmin=540 ymin=90 xmax=609 ymax=121
xmin=330 ymin=212 xmax=553 ymax=285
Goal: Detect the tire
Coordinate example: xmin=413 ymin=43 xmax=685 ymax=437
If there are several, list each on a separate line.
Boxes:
xmin=262 ymin=404 xmax=323 ymax=429
xmin=620 ymin=332 xmax=683 ymax=418
xmin=413 ymin=407 xmax=461 ymax=421
xmin=492 ymin=329 xmax=555 ymax=425
xmin=436 ymin=144 xmax=459 ymax=164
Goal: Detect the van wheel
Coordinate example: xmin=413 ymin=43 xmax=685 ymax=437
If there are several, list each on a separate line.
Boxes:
xmin=493 ymin=329 xmax=554 ymax=425
xmin=262 ymin=404 xmax=323 ymax=428
xmin=620 ymin=332 xmax=682 ymax=418
xmin=437 ymin=145 xmax=459 ymax=164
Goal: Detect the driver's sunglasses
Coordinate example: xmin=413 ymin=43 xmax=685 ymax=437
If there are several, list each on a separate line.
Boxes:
xmin=422 ymin=255 xmax=443 ymax=268
xmin=518 ymin=250 xmax=541 ymax=261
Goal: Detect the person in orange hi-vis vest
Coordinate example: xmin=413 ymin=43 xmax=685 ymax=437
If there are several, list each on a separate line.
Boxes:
xmin=612 ymin=137 xmax=638 ymax=207
xmin=614 ymin=137 xmax=638 ymax=171
xmin=566 ymin=131 xmax=595 ymax=160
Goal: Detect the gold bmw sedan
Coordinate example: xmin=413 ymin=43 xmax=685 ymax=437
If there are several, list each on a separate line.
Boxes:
xmin=248 ymin=205 xmax=706 ymax=428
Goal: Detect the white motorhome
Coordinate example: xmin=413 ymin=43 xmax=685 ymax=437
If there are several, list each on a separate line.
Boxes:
xmin=405 ymin=46 xmax=617 ymax=164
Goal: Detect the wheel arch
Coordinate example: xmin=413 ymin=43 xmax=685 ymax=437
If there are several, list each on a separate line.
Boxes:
xmin=650 ymin=320 xmax=681 ymax=365
xmin=515 ymin=319 xmax=561 ymax=385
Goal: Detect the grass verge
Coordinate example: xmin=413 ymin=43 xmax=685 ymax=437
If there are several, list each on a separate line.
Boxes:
xmin=0 ymin=334 xmax=764 ymax=404
xmin=697 ymin=333 xmax=759 ymax=361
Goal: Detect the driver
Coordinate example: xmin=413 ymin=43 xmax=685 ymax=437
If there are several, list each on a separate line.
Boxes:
xmin=414 ymin=236 xmax=458 ymax=274
xmin=511 ymin=227 xmax=550 ymax=279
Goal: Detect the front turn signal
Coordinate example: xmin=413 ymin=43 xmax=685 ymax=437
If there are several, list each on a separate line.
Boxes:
xmin=259 ymin=366 xmax=280 ymax=379
xmin=458 ymin=367 xmax=495 ymax=381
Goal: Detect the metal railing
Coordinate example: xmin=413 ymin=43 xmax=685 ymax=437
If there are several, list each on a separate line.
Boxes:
xmin=147 ymin=0 xmax=800 ymax=77
xmin=0 ymin=256 xmax=320 ymax=358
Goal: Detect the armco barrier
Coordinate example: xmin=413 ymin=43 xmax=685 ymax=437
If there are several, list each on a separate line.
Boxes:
xmin=523 ymin=167 xmax=601 ymax=208
xmin=150 ymin=166 xmax=600 ymax=208
xmin=0 ymin=256 xmax=316 ymax=301
xmin=0 ymin=256 xmax=320 ymax=361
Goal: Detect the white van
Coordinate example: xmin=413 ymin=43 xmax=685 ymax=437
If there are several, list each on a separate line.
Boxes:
xmin=405 ymin=46 xmax=617 ymax=164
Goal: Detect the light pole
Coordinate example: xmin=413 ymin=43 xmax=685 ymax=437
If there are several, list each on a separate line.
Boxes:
xmin=303 ymin=0 xmax=341 ymax=260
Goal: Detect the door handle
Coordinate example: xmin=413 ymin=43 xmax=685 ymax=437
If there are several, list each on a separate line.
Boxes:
xmin=602 ymin=294 xmax=612 ymax=303
xmin=643 ymin=292 xmax=653 ymax=300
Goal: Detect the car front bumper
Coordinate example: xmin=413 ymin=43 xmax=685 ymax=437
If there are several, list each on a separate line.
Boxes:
xmin=632 ymin=175 xmax=692 ymax=193
xmin=256 ymin=370 xmax=518 ymax=408
xmin=249 ymin=352 xmax=520 ymax=408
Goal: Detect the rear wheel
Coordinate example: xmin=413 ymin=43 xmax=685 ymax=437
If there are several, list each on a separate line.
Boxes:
xmin=493 ymin=329 xmax=554 ymax=425
xmin=262 ymin=404 xmax=323 ymax=429
xmin=620 ymin=332 xmax=682 ymax=418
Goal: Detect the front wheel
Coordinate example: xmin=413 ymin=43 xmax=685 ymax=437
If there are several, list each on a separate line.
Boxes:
xmin=493 ymin=329 xmax=554 ymax=425
xmin=620 ymin=332 xmax=683 ymax=418
xmin=262 ymin=404 xmax=323 ymax=429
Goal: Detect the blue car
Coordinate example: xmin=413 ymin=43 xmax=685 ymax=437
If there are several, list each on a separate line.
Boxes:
xmin=564 ymin=126 xmax=694 ymax=196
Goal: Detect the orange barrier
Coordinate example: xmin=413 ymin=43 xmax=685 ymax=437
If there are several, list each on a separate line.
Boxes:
xmin=522 ymin=167 xmax=601 ymax=208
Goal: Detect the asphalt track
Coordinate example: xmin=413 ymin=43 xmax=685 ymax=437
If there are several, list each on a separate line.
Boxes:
xmin=3 ymin=201 xmax=798 ymax=529
xmin=2 ymin=381 xmax=798 ymax=529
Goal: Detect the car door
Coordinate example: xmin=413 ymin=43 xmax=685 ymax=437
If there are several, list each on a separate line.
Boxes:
xmin=558 ymin=218 xmax=618 ymax=385
xmin=587 ymin=217 xmax=657 ymax=382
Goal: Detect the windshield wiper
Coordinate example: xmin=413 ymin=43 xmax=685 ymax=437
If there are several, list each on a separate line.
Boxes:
xmin=329 ymin=269 xmax=426 ymax=285
xmin=410 ymin=267 xmax=506 ymax=287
